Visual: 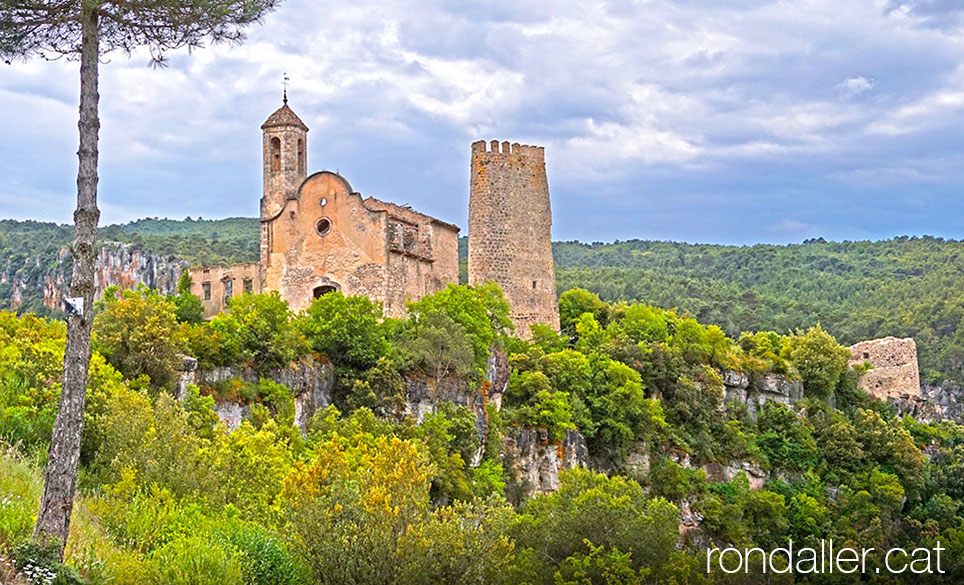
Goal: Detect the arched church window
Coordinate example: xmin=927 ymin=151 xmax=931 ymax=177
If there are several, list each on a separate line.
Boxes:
xmin=297 ymin=139 xmax=305 ymax=174
xmin=270 ymin=137 xmax=281 ymax=172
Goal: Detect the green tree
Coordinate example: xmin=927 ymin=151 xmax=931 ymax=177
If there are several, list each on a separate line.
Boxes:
xmin=781 ymin=325 xmax=850 ymax=399
xmin=616 ymin=304 xmax=670 ymax=344
xmin=558 ymin=288 xmax=609 ymax=336
xmin=172 ymin=271 xmax=204 ymax=325
xmin=513 ymin=469 xmax=679 ymax=584
xmin=301 ymin=292 xmax=390 ymax=371
xmin=755 ymin=401 xmax=818 ymax=472
xmin=211 ymin=291 xmax=305 ymax=371
xmin=581 ymin=358 xmax=662 ymax=452
xmin=505 ymin=370 xmax=575 ymax=442
xmin=399 ymin=311 xmax=475 ymax=383
xmin=407 ymin=283 xmax=512 ymax=378
xmin=93 ymin=286 xmax=186 ymax=391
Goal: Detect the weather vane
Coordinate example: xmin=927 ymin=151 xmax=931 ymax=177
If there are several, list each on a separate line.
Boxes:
xmin=283 ymin=73 xmax=290 ymax=105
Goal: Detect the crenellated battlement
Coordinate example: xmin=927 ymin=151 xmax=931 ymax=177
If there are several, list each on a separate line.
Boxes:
xmin=471 ymin=139 xmax=545 ymax=161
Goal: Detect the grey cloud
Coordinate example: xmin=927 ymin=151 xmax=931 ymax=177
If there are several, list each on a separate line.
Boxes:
xmin=3 ymin=0 xmax=964 ymax=243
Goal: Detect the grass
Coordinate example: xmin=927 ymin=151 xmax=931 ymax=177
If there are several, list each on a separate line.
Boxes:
xmin=0 ymin=443 xmax=150 ymax=585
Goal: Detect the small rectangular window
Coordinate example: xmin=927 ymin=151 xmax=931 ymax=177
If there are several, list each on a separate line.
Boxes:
xmin=202 ymin=282 xmax=211 ymax=301
xmin=223 ymin=279 xmax=233 ymax=305
xmin=243 ymin=278 xmax=253 ymax=294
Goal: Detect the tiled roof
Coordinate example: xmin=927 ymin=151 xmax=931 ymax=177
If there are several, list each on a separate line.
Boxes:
xmin=261 ymin=103 xmax=308 ymax=131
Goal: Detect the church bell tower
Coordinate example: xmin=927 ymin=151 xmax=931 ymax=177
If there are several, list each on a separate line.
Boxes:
xmin=260 ymin=92 xmax=308 ymax=220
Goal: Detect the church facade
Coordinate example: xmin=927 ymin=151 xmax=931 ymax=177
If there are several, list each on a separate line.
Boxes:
xmin=188 ymin=100 xmax=459 ymax=318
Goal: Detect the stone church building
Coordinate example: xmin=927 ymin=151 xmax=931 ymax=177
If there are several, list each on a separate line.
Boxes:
xmin=189 ymin=99 xmax=559 ymax=336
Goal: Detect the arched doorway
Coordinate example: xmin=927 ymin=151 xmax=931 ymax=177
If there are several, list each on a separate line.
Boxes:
xmin=313 ymin=285 xmax=337 ymax=299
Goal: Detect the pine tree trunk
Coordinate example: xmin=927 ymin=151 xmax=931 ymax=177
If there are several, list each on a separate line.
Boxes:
xmin=34 ymin=4 xmax=100 ymax=554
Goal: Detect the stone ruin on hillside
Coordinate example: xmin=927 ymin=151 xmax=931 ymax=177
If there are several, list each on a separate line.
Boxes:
xmin=848 ymin=337 xmax=921 ymax=400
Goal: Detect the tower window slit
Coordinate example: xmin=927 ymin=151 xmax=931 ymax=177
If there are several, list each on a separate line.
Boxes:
xmin=298 ymin=138 xmax=305 ymax=174
xmin=270 ymin=137 xmax=281 ymax=172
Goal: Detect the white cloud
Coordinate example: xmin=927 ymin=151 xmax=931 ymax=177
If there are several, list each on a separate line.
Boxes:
xmin=837 ymin=76 xmax=876 ymax=98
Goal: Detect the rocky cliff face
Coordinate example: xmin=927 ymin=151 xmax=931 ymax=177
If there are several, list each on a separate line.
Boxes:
xmin=179 ymin=355 xmax=335 ymax=432
xmin=722 ymin=369 xmax=804 ymax=417
xmin=890 ymin=381 xmax=964 ymax=423
xmin=502 ymin=428 xmax=590 ymax=504
xmin=4 ymin=242 xmax=187 ymax=313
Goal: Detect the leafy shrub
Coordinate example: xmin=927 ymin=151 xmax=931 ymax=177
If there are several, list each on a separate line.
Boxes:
xmin=147 ymin=534 xmax=243 ymax=585
xmin=0 ymin=312 xmax=65 ymax=452
xmin=513 ymin=469 xmax=679 ymax=583
xmin=211 ymin=520 xmax=305 ymax=585
xmin=93 ymin=286 xmax=186 ymax=391
xmin=11 ymin=539 xmax=84 ymax=585
xmin=210 ymin=293 xmax=306 ymax=371
xmin=301 ymin=292 xmax=390 ymax=371
xmin=781 ymin=325 xmax=850 ymax=399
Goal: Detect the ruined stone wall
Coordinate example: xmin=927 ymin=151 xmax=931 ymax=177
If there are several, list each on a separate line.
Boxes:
xmin=365 ymin=197 xmax=460 ymax=313
xmin=188 ymin=262 xmax=261 ymax=319
xmin=468 ymin=140 xmax=559 ymax=338
xmin=848 ymin=337 xmax=921 ymax=399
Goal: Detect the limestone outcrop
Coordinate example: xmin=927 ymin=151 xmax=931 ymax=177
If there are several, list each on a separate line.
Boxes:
xmin=6 ymin=241 xmax=187 ymax=314
xmin=722 ymin=369 xmax=803 ymax=417
xmin=501 ymin=427 xmax=589 ymax=503
xmin=181 ymin=355 xmax=334 ymax=431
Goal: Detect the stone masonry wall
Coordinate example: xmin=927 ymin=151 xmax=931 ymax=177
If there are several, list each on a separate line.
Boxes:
xmin=468 ymin=140 xmax=559 ymax=338
xmin=848 ymin=337 xmax=921 ymax=399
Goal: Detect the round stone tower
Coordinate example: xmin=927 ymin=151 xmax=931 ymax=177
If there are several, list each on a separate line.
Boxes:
xmin=468 ymin=140 xmax=559 ymax=338
xmin=260 ymin=96 xmax=308 ymax=220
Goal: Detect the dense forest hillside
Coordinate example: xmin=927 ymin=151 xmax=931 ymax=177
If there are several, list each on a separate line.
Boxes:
xmin=553 ymin=237 xmax=964 ymax=385
xmin=3 ymin=218 xmax=963 ymax=384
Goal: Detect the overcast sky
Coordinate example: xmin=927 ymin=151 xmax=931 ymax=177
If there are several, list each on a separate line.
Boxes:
xmin=3 ymin=0 xmax=964 ymax=245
